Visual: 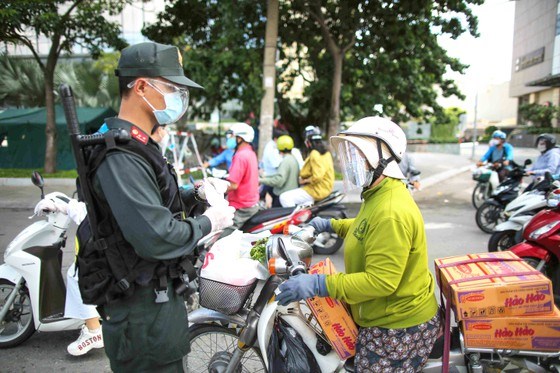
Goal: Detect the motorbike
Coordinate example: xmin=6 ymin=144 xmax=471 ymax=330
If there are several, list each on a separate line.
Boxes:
xmin=197 ymin=166 xmax=348 ymax=255
xmin=471 ymin=164 xmax=501 ymax=209
xmin=475 ymin=160 xmax=531 ymax=234
xmin=510 ymin=191 xmax=560 ymax=306
xmin=488 ymin=172 xmax=560 ymax=252
xmin=185 ymin=226 xmax=560 ymax=372
xmin=0 ymin=172 xmax=83 ymax=348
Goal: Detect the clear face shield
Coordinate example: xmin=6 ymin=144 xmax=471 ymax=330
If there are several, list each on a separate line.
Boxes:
xmin=337 ymin=141 xmax=374 ymax=192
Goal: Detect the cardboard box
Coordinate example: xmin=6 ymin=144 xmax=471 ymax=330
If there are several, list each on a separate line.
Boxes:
xmin=435 ymin=251 xmax=554 ymax=320
xmin=462 ymin=306 xmax=560 ymax=351
xmin=306 ymin=258 xmax=358 ymax=360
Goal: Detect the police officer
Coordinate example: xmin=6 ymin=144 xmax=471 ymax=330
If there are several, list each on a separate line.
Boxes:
xmin=92 ymin=42 xmax=235 ymax=372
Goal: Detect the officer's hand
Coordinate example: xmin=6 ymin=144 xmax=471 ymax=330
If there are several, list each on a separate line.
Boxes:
xmin=203 ymin=205 xmax=235 ymax=232
xmin=33 ymin=192 xmax=70 ymax=217
xmin=276 ymin=274 xmax=328 ymax=306
xmin=196 ymin=177 xmax=230 ymax=200
xmin=307 ymin=217 xmax=333 ymax=233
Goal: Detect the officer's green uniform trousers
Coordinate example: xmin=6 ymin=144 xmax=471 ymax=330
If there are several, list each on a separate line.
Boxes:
xmin=102 ymin=284 xmax=189 ymax=373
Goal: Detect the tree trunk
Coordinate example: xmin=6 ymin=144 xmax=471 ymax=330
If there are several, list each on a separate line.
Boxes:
xmin=258 ymin=0 xmax=279 ymax=158
xmin=327 ymin=51 xmax=343 ymax=141
xmin=43 ymin=67 xmax=57 ymax=173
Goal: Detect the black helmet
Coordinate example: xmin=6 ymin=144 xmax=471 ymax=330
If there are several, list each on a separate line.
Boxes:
xmin=304 ymin=125 xmax=322 ymax=141
xmin=536 ymin=133 xmax=557 ymax=151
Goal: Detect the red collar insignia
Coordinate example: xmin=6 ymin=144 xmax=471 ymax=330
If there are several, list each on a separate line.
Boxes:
xmin=130 ymin=125 xmax=149 ymax=145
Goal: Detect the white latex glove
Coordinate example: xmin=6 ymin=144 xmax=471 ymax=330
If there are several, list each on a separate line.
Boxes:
xmin=67 ymin=199 xmax=87 ymax=225
xmin=197 ymin=177 xmax=230 ymax=207
xmin=33 ymin=192 xmax=71 ymax=217
xmin=203 ymin=205 xmax=235 ymax=232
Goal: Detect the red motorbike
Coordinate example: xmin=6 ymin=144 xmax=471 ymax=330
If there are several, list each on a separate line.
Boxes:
xmin=510 ymin=190 xmax=560 ymax=305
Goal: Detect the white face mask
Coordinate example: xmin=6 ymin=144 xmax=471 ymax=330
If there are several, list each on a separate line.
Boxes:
xmin=489 ymin=139 xmax=500 ymax=147
xmin=538 ymin=143 xmax=547 ymax=153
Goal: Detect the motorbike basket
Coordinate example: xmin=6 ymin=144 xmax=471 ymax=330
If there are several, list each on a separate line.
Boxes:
xmin=473 ymin=171 xmax=491 ymax=182
xmin=198 ymin=276 xmax=257 ymax=315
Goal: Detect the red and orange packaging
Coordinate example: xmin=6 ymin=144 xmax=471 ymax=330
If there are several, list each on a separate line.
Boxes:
xmin=306 ymin=258 xmax=358 ymax=360
xmin=461 ymin=306 xmax=560 ymax=351
xmin=435 ymin=251 xmax=554 ymax=320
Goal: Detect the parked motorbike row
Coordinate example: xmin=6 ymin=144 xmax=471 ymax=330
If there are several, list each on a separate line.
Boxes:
xmin=471 ymin=161 xmax=560 ymax=307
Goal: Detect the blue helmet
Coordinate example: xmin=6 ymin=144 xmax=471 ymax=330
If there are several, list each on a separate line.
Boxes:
xmin=491 ymin=130 xmax=506 ymax=140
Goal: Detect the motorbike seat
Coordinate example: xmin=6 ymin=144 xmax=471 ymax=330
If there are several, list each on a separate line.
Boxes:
xmin=240 ymin=206 xmax=295 ymax=229
xmin=314 ymin=191 xmax=344 ymax=205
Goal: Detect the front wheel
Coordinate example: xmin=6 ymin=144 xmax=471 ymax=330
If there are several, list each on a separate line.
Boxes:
xmin=488 ymin=230 xmax=518 ymax=252
xmin=0 ymin=279 xmax=35 ymax=348
xmin=472 ymin=183 xmax=491 ymax=209
xmin=475 ymin=202 xmax=505 ymax=234
xmin=185 ymin=324 xmax=266 ymax=373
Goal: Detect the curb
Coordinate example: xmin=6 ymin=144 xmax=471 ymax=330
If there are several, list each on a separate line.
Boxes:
xmin=337 ymin=165 xmax=472 ymax=203
xmin=0 ymin=178 xmax=76 ymax=187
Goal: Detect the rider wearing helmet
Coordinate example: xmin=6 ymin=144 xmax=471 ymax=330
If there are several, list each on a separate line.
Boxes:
xmin=477 ymin=130 xmax=514 ymax=180
xmin=278 ymin=125 xmax=335 ymax=207
xmin=220 ymin=122 xmax=260 ymax=238
xmin=259 ymin=135 xmax=300 ymax=207
xmin=276 ymin=117 xmax=440 ymax=372
xmin=526 ymin=133 xmax=560 ymax=178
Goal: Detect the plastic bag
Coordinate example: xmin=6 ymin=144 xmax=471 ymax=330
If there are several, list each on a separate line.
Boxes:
xmin=200 ymin=230 xmax=270 ymax=285
xmin=266 ymin=318 xmax=321 ymax=373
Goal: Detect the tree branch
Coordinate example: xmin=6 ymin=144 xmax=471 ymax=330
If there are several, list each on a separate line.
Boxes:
xmin=7 ymin=34 xmax=45 ymax=71
xmin=306 ymin=1 xmax=340 ymax=56
xmin=61 ymin=0 xmax=85 ymax=20
xmin=342 ymin=33 xmax=356 ymax=54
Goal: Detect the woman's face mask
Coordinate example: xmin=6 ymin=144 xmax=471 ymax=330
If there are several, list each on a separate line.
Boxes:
xmin=133 ymin=79 xmax=190 ymax=125
xmin=538 ymin=141 xmax=548 ymax=153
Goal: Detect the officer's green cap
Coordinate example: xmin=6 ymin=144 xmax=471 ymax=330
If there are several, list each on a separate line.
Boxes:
xmin=115 ymin=42 xmax=202 ymax=89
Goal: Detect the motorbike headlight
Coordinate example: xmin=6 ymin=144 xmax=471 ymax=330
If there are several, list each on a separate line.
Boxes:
xmin=529 ymin=221 xmax=560 ymax=241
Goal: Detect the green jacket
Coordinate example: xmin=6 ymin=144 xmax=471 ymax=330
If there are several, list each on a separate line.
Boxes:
xmin=326 ymin=177 xmax=438 ymax=329
xmin=259 ymin=153 xmax=299 ymax=195
xmin=300 ymin=149 xmax=334 ymax=201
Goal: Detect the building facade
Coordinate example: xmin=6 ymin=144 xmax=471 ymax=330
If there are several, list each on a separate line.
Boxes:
xmin=510 ymin=0 xmax=560 ymax=123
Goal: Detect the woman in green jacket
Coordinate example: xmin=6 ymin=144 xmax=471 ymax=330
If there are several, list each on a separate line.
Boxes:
xmin=276 ymin=117 xmax=440 ymax=372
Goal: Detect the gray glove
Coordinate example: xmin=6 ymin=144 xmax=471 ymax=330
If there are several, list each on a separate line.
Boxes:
xmin=308 ymin=217 xmax=333 ymax=233
xmin=203 ymin=205 xmax=235 ymax=232
xmin=276 ymin=274 xmax=329 ymax=306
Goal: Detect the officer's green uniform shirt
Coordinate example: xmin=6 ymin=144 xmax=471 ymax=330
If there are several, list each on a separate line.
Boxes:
xmin=326 ymin=177 xmax=438 ymax=329
xmin=259 ymin=153 xmax=300 ymax=196
xmin=92 ymin=117 xmax=212 ymax=261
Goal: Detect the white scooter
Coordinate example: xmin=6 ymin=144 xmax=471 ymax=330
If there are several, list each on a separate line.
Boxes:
xmin=0 ymin=172 xmax=82 ymax=348
xmin=488 ymin=173 xmax=560 ymax=252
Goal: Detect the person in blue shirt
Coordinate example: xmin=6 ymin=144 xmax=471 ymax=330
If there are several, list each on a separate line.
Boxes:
xmin=527 ymin=133 xmax=560 ymax=179
xmin=476 ymin=130 xmax=514 ymax=181
xmin=204 ymin=138 xmax=234 ymax=170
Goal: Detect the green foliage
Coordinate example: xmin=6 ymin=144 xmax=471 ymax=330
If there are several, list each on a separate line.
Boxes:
xmin=0 ymin=55 xmax=120 ymax=110
xmin=143 ymin=1 xmax=266 ymax=120
xmin=144 ymin=0 xmax=482 ymax=138
xmin=485 ymin=125 xmax=498 ymax=136
xmin=0 ymin=168 xmax=77 ymax=178
xmin=518 ymin=103 xmax=560 ymax=127
xmin=524 ymin=126 xmax=560 ymax=135
xmin=428 ymin=106 xmax=465 ymax=143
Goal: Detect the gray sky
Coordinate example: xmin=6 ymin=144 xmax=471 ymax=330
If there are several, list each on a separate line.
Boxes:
xmin=437 ymin=0 xmax=515 ymax=114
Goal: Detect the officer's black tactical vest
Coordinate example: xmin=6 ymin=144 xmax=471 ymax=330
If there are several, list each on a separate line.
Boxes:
xmin=76 ymin=134 xmax=193 ymax=306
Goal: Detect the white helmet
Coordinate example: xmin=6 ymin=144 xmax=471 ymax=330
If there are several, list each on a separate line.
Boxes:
xmin=229 ymin=122 xmax=254 ymax=143
xmin=331 ymin=116 xmax=407 ymax=190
